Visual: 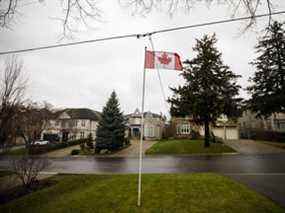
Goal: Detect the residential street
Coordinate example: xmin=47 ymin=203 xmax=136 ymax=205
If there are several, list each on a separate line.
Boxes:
xmin=1 ymin=153 xmax=285 ymax=207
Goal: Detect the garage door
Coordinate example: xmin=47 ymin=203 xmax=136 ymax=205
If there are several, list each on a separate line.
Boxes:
xmin=212 ymin=127 xmax=239 ymax=140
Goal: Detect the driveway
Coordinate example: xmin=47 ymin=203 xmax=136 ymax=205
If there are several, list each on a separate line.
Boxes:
xmin=110 ymin=140 xmax=156 ymax=157
xmin=225 ymin=139 xmax=285 ymax=154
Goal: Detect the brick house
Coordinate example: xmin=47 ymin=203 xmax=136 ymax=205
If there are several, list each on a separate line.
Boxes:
xmin=169 ymin=116 xmax=239 ymax=140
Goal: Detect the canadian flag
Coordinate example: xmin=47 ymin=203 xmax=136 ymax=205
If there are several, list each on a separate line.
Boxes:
xmin=145 ymin=50 xmax=183 ymax=71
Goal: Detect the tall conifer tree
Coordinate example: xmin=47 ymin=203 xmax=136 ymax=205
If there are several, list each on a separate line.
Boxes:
xmin=169 ymin=34 xmax=241 ymax=147
xmin=95 ymin=91 xmax=126 ymax=152
xmin=248 ymin=21 xmax=285 ymax=117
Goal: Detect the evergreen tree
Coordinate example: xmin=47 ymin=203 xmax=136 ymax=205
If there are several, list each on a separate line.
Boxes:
xmin=168 ymin=34 xmax=241 ymax=147
xmin=248 ymin=21 xmax=285 ymax=117
xmin=95 ymin=91 xmax=126 ymax=152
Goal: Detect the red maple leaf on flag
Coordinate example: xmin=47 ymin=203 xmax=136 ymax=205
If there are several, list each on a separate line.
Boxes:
xmin=158 ymin=52 xmax=172 ymax=65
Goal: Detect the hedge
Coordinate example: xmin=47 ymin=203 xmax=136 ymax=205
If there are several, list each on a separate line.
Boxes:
xmin=240 ymin=129 xmax=285 ymax=143
xmin=29 ymin=138 xmax=88 ymax=155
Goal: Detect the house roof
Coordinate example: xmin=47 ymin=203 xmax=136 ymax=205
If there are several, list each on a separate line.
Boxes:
xmin=54 ymin=108 xmax=101 ymax=121
xmin=125 ymin=108 xmax=164 ymax=119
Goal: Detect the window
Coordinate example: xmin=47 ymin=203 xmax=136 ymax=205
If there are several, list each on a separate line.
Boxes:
xmin=82 ymin=120 xmax=85 ymax=127
xmin=177 ymin=123 xmax=191 ymax=135
xmin=148 ymin=127 xmax=155 ymax=137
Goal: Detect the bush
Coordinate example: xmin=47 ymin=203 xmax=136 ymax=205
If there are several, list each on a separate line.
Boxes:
xmin=240 ymin=129 xmax=285 ymax=143
xmin=86 ymin=141 xmax=94 ymax=149
xmin=28 ymin=146 xmax=47 ymax=155
xmin=124 ymin=137 xmax=130 ymax=146
xmin=190 ymin=130 xmax=200 ymax=140
xmin=29 ymin=138 xmax=88 ymax=155
xmin=80 ymin=143 xmax=85 ymax=151
xmin=71 ymin=149 xmax=80 ymax=155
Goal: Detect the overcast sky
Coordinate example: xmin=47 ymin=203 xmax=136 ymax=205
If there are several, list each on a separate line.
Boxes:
xmin=1 ymin=1 xmax=285 ymax=117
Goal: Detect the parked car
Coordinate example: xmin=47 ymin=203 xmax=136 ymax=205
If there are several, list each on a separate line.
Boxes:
xmin=34 ymin=140 xmax=50 ymax=145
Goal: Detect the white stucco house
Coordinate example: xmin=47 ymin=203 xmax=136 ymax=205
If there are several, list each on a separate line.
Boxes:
xmin=170 ymin=115 xmax=239 ymax=140
xmin=125 ymin=108 xmax=166 ymax=140
xmin=42 ymin=108 xmax=101 ymax=142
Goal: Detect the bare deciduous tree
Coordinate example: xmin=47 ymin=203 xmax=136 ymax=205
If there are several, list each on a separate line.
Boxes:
xmin=0 ymin=0 xmax=276 ymax=38
xmin=12 ymin=156 xmax=50 ymax=189
xmin=120 ymin=0 xmax=275 ymax=29
xmin=57 ymin=0 xmax=102 ymax=40
xmin=0 ymin=55 xmax=27 ymax=151
xmin=0 ymin=0 xmax=102 ymax=39
xmin=17 ymin=102 xmax=52 ymax=149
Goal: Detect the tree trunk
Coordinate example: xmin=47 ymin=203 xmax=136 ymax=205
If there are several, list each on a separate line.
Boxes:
xmin=204 ymin=120 xmax=210 ymax=148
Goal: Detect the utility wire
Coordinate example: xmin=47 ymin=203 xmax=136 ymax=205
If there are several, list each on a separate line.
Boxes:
xmin=0 ymin=10 xmax=285 ymax=55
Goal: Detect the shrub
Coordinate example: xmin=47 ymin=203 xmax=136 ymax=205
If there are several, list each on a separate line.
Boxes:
xmin=86 ymin=134 xmax=94 ymax=149
xmin=29 ymin=138 xmax=88 ymax=155
xmin=12 ymin=156 xmax=50 ymax=189
xmin=28 ymin=146 xmax=47 ymax=155
xmin=124 ymin=137 xmax=130 ymax=146
xmin=80 ymin=143 xmax=85 ymax=151
xmin=240 ymin=129 xmax=285 ymax=143
xmin=190 ymin=130 xmax=200 ymax=140
xmin=71 ymin=149 xmax=80 ymax=155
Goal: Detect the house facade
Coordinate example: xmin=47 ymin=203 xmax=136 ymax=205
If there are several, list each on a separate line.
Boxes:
xmin=125 ymin=109 xmax=166 ymax=140
xmin=170 ymin=116 xmax=239 ymax=140
xmin=239 ymin=110 xmax=285 ymax=133
xmin=42 ymin=108 xmax=101 ymax=142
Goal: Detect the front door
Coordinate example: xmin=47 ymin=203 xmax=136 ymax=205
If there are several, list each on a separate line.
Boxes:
xmin=132 ymin=128 xmax=140 ymax=138
xmin=62 ymin=131 xmax=69 ymax=142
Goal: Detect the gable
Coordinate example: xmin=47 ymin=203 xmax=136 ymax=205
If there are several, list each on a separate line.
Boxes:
xmin=59 ymin=112 xmax=71 ymax=119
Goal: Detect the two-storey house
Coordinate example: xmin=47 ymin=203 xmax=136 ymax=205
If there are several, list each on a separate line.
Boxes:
xmin=42 ymin=108 xmax=101 ymax=142
xmin=125 ymin=108 xmax=166 ymax=140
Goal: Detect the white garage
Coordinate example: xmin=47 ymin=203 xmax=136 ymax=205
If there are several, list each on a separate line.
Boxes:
xmin=198 ymin=125 xmax=239 ymax=140
xmin=212 ymin=126 xmax=239 ymax=140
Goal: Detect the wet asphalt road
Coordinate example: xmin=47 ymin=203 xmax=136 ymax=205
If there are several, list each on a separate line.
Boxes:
xmin=1 ymin=153 xmax=285 ymax=207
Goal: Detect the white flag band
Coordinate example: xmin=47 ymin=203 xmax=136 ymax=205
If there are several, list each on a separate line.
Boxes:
xmin=145 ymin=50 xmax=183 ymax=71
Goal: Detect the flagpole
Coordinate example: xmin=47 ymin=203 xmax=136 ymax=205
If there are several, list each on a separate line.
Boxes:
xmin=137 ymin=46 xmax=147 ymax=207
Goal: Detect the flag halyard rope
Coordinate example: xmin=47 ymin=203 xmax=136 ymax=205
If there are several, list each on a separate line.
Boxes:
xmin=148 ymin=35 xmax=169 ymax=113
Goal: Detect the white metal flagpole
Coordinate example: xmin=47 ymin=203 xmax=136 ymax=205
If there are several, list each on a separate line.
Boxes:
xmin=137 ymin=46 xmax=147 ymax=207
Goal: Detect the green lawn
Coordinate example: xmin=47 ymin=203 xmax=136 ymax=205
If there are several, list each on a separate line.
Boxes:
xmin=0 ymin=173 xmax=283 ymax=213
xmin=146 ymin=139 xmax=236 ymax=155
xmin=0 ymin=148 xmax=28 ymax=156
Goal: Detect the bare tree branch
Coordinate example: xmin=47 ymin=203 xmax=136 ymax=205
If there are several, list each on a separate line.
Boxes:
xmin=0 ymin=0 xmax=278 ymax=38
xmin=57 ymin=0 xmax=103 ymax=40
xmin=0 ymin=55 xmax=27 ymax=150
xmin=17 ymin=101 xmax=52 ymax=149
xmin=12 ymin=156 xmax=50 ymax=189
xmin=0 ymin=0 xmax=18 ymax=28
xmin=119 ymin=0 xmax=276 ymax=30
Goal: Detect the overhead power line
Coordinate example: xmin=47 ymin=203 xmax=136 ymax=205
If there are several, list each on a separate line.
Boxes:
xmin=0 ymin=10 xmax=285 ymax=55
